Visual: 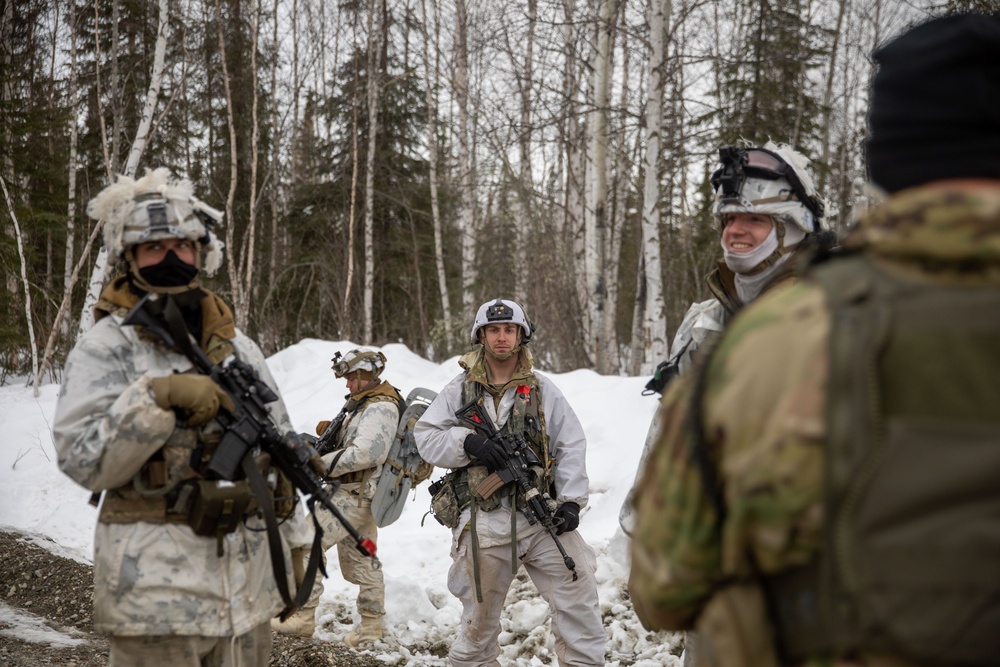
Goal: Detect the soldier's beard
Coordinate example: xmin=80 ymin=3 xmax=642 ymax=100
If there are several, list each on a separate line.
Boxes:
xmin=484 ymin=337 xmax=521 ymax=362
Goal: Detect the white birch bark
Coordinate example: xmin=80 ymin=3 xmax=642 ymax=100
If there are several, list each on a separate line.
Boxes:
xmin=454 ymin=0 xmax=477 ymax=323
xmin=514 ymin=0 xmax=537 ymax=304
xmin=362 ymin=0 xmax=382 ymax=343
xmin=586 ymin=0 xmax=613 ymax=371
xmin=638 ymin=0 xmax=669 ymax=373
xmin=78 ymin=0 xmax=169 ymax=336
xmin=239 ymin=0 xmax=262 ymax=328
xmin=1 ymin=174 xmax=39 ymax=391
xmin=216 ymin=0 xmax=243 ymax=326
xmin=419 ymin=0 xmax=453 ymax=348
xmin=63 ymin=0 xmax=80 ymax=336
xmin=342 ymin=72 xmax=360 ymax=339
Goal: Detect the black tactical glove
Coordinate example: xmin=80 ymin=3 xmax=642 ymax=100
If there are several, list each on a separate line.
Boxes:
xmin=463 ymin=434 xmax=507 ymax=472
xmin=554 ymin=501 xmax=580 ymax=535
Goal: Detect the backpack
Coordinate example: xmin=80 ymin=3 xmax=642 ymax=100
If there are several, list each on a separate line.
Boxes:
xmin=371 ymin=387 xmax=437 ymax=527
xmin=761 ymin=252 xmax=1000 ymax=665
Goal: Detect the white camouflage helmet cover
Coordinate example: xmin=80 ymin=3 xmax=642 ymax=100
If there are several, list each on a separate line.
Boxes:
xmin=332 ymin=348 xmax=387 ymax=378
xmin=713 ymin=141 xmax=826 ymax=234
xmin=470 ymin=298 xmax=533 ymax=344
xmin=87 ymin=167 xmax=225 ymax=275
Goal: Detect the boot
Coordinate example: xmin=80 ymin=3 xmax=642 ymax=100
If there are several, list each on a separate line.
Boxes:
xmin=270 ymin=605 xmax=317 ymax=638
xmin=344 ymin=614 xmax=383 ymax=647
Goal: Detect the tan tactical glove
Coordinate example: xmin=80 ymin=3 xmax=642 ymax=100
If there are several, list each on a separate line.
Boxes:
xmin=315 ymin=419 xmax=332 ymax=436
xmin=150 ymin=373 xmax=235 ymax=426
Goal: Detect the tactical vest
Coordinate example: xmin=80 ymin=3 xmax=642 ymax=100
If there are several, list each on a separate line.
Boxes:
xmin=428 ymin=375 xmax=551 ymax=529
xmin=325 ymin=383 xmax=403 ymax=485
xmin=763 ymin=253 xmax=1000 ymax=665
xmin=95 ymin=289 xmax=278 ymax=543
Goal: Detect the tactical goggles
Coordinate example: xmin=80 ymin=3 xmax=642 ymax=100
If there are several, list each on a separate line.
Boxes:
xmin=711 ymin=146 xmax=824 ymax=222
xmin=331 ymin=352 xmax=351 ymax=376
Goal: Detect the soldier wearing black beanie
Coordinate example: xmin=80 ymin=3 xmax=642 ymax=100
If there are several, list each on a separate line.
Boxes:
xmin=866 ymin=13 xmax=1000 ymax=193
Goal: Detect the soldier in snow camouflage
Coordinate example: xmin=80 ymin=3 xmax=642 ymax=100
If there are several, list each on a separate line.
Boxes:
xmin=630 ymin=14 xmax=1000 ymax=667
xmin=53 ymin=168 xmax=309 ymax=666
xmin=619 ymin=142 xmax=829 ymax=539
xmin=272 ymin=349 xmax=402 ymax=645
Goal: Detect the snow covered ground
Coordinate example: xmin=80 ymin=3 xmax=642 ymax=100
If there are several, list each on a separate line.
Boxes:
xmin=0 ymin=339 xmax=683 ymax=665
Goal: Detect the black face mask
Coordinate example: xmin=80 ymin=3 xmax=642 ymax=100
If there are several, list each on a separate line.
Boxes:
xmin=137 ymin=249 xmax=200 ymax=288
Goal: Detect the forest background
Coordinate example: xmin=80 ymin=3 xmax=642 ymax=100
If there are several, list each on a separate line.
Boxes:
xmin=1 ymin=0 xmax=993 ymax=387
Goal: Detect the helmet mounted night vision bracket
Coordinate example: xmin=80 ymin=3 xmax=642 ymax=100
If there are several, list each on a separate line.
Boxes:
xmin=710 ymin=146 xmax=825 ymax=226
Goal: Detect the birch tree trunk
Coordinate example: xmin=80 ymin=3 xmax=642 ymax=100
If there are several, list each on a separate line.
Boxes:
xmin=78 ymin=0 xmax=169 ymax=336
xmin=818 ymin=0 xmax=848 ymax=193
xmin=362 ymin=0 xmax=383 ymax=343
xmin=514 ymin=0 xmax=537 ymax=304
xmin=454 ymin=0 xmax=477 ymax=323
xmin=217 ymin=0 xmax=243 ymax=326
xmin=1 ymin=174 xmax=38 ymax=390
xmin=637 ymin=0 xmax=670 ymax=373
xmin=342 ymin=64 xmax=361 ymax=340
xmin=586 ymin=0 xmax=613 ymax=371
xmin=238 ymin=0 xmax=262 ymax=329
xmin=63 ymin=0 xmax=80 ymax=337
xmin=419 ymin=0 xmax=453 ymax=349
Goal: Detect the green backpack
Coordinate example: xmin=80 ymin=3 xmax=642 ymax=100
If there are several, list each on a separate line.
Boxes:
xmin=765 ymin=252 xmax=1000 ymax=665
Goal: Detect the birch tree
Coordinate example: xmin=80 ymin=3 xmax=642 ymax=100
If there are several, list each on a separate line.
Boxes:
xmin=453 ymin=0 xmax=477 ymax=323
xmin=585 ymin=0 xmax=615 ymax=371
xmin=1 ymin=173 xmax=38 ymax=389
xmin=636 ymin=0 xmax=670 ymax=373
xmin=77 ymin=0 xmax=170 ymax=335
xmin=362 ymin=0 xmax=383 ymax=343
xmin=419 ymin=0 xmax=453 ymax=349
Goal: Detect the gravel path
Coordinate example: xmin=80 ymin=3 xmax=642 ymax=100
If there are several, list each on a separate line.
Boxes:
xmin=0 ymin=531 xmax=387 ymax=667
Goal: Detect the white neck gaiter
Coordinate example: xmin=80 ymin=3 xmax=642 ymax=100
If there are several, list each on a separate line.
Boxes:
xmin=722 ymin=225 xmax=780 ymax=275
xmin=734 ymin=253 xmax=794 ymax=304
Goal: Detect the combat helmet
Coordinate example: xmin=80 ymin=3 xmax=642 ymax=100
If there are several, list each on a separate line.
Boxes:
xmin=711 ymin=142 xmax=825 ymax=235
xmin=470 ymin=298 xmax=534 ymax=344
xmin=87 ymin=168 xmax=224 ymax=290
xmin=331 ymin=349 xmax=387 ymax=379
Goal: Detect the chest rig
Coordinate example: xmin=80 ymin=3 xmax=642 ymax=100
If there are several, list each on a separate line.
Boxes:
xmin=94 ymin=290 xmax=280 ymax=550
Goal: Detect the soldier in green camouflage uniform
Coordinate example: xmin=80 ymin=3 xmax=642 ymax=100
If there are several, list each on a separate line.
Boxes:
xmin=629 ymin=14 xmax=1000 ymax=667
xmin=54 ymin=169 xmax=308 ymax=666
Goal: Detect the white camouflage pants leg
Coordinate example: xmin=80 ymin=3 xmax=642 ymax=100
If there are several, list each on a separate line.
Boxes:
xmin=308 ymin=487 xmax=384 ymax=617
xmin=108 ymin=621 xmax=271 ymax=666
xmin=447 ymin=529 xmax=606 ymax=667
xmin=337 ymin=507 xmax=385 ymax=617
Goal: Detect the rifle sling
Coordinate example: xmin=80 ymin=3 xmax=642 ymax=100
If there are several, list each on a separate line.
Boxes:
xmin=242 ymin=455 xmax=323 ymax=618
xmin=160 ymin=296 xmax=322 ymax=617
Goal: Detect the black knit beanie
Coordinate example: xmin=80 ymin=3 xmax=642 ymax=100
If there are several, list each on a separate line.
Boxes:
xmin=866 ymin=14 xmax=1000 ymax=193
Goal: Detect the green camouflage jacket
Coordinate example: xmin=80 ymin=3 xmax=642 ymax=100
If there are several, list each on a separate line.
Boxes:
xmin=628 ymin=185 xmax=1000 ymax=666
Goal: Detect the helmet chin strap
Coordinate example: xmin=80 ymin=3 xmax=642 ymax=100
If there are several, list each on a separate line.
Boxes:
xmin=482 ymin=331 xmax=522 ymax=362
xmin=125 ymin=245 xmax=202 ymax=295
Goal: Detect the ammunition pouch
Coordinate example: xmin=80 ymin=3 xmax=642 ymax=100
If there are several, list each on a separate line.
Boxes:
xmin=186 ymin=479 xmax=253 ymax=537
xmin=428 ymin=466 xmax=501 ymax=528
xmin=98 ymin=428 xmax=275 ymax=538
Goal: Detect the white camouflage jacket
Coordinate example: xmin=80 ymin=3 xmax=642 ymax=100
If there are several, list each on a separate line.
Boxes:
xmin=53 ymin=288 xmax=302 ymax=638
xmin=322 ymin=382 xmax=401 ymax=501
xmin=413 ymin=349 xmax=590 ymax=551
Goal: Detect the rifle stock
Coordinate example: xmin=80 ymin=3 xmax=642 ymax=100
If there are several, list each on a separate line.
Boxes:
xmin=123 ymin=292 xmax=376 ymax=559
xmin=456 ymin=398 xmax=577 ymax=580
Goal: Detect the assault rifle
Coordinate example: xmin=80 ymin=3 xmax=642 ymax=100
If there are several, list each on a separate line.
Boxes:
xmin=456 ymin=398 xmax=577 ymax=580
xmin=122 ymin=292 xmax=377 ymax=561
xmin=312 ymin=409 xmax=348 ymax=457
